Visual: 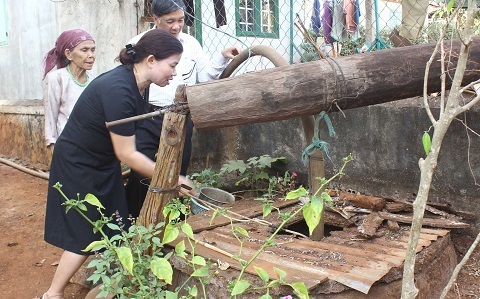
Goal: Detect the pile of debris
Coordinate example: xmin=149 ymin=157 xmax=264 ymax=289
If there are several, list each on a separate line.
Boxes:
xmin=324 ymin=190 xmax=470 ymax=239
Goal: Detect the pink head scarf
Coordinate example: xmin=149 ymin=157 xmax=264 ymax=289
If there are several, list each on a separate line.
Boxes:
xmin=43 ymin=29 xmax=94 ymax=79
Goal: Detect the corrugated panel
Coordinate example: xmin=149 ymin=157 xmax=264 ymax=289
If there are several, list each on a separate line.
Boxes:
xmin=177 ymin=199 xmax=450 ymax=294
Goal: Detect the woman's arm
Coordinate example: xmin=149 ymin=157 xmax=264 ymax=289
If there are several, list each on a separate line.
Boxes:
xmin=110 ymin=132 xmax=196 ymax=195
xmin=110 ymin=132 xmax=155 ymax=178
xmin=43 ymin=73 xmax=62 ymax=146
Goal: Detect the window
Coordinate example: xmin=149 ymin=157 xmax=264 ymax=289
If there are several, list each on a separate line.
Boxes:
xmin=236 ymin=0 xmax=279 ymax=38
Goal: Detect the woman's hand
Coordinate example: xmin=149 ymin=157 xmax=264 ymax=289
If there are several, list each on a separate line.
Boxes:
xmin=221 ymin=46 xmax=242 ymax=59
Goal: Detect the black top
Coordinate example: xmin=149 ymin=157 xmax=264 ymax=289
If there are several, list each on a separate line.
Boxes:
xmin=44 ymin=65 xmax=146 ymax=255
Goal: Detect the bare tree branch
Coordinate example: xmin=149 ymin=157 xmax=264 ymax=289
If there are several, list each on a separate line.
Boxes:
xmin=440 ymin=232 xmax=480 ymax=298
xmin=401 ymin=1 xmax=478 ymax=298
xmin=440 ymin=41 xmax=446 ymax=115
xmin=459 ymin=79 xmax=480 ymax=93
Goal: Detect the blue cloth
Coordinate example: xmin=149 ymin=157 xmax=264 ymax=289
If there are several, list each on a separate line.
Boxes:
xmin=354 ymin=0 xmax=361 ymax=26
xmin=311 ymin=0 xmax=322 ymax=34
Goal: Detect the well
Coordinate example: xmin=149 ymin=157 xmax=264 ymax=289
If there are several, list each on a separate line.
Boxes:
xmin=167 ymin=197 xmax=458 ymax=299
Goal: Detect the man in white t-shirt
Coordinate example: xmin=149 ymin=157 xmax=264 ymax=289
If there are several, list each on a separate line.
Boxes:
xmin=125 ymin=0 xmax=240 ymax=217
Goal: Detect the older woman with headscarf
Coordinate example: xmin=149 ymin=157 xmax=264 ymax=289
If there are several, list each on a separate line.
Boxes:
xmin=43 ymin=29 xmax=96 ymax=152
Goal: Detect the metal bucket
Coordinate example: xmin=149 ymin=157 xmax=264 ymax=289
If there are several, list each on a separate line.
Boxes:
xmin=189 ymin=197 xmax=210 ymax=215
xmin=199 ymin=187 xmax=235 ymax=206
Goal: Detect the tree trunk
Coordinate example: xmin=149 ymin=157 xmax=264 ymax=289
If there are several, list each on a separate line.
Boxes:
xmin=185 ymin=38 xmax=480 ymax=130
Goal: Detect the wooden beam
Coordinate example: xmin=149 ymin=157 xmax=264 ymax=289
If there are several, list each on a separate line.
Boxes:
xmin=185 ymin=38 xmax=480 ymax=130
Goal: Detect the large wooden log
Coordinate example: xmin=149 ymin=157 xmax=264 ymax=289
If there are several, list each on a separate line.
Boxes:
xmin=137 ymin=112 xmax=187 ymax=231
xmin=186 ymin=37 xmax=480 ymax=130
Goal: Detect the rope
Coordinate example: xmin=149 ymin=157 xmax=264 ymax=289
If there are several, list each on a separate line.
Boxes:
xmin=301 ymin=111 xmax=336 ymax=165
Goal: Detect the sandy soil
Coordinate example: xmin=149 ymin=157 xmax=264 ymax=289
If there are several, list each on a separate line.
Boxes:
xmin=0 ymin=163 xmax=478 ymax=299
xmin=0 ymin=164 xmax=89 ymax=299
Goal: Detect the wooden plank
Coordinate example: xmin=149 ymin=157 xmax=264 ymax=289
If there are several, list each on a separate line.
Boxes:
xmin=176 ymin=235 xmax=325 ymax=289
xmin=240 ymin=229 xmax=393 ymax=278
xmin=378 ymin=211 xmax=470 ymax=228
xmin=326 ymin=236 xmax=414 ymax=258
xmin=371 ymin=235 xmax=432 ymax=249
xmin=188 ymin=198 xmax=299 ymax=233
xmin=420 ymin=228 xmax=450 ymax=236
xmin=387 ymin=197 xmax=463 ymax=220
xmin=287 ymin=237 xmax=405 ymax=266
xmin=216 ymin=225 xmax=397 ymax=270
xmin=169 ymin=221 xmax=450 ymax=295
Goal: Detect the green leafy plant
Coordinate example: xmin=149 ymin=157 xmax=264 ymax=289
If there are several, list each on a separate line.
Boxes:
xmin=188 ymin=168 xmax=226 ymax=189
xmin=53 ymin=183 xmax=214 ymax=299
xmin=267 ymin=170 xmax=298 ymax=197
xmin=220 ymin=155 xmax=287 ymax=192
xmin=211 ymin=154 xmax=353 ymax=298
xmin=422 ymin=131 xmax=432 ymax=156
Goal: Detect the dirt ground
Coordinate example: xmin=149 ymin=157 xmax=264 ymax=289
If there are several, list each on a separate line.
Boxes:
xmin=0 ymin=163 xmax=479 ymax=299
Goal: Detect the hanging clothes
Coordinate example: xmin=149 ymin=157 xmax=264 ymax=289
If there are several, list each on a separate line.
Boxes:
xmin=311 ymin=0 xmax=322 ymax=34
xmin=343 ymin=0 xmax=356 ymax=33
xmin=213 ymin=0 xmax=227 ymax=28
xmin=354 ymin=0 xmax=360 ymax=29
xmin=330 ymin=0 xmax=347 ymax=42
xmin=322 ymin=0 xmax=335 ymax=44
xmin=330 ymin=0 xmax=360 ymax=43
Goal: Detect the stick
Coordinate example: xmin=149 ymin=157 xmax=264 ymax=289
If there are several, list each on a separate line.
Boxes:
xmin=105 ymin=103 xmax=189 ymax=128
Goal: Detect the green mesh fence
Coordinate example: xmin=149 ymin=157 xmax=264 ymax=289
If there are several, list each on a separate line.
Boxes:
xmin=144 ymin=0 xmax=478 ymax=74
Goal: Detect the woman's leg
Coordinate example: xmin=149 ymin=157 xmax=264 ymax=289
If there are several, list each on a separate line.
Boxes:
xmin=43 ymin=250 xmax=88 ymax=298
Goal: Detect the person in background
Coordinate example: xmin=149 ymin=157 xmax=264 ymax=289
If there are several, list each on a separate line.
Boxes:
xmin=42 ymin=29 xmax=194 ymax=299
xmin=125 ymin=0 xmax=241 ymax=218
xmin=43 ymin=29 xmax=96 ymax=153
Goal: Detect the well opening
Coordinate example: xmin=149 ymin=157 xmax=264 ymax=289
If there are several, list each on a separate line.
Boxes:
xmin=285 ymin=220 xmax=343 ymax=237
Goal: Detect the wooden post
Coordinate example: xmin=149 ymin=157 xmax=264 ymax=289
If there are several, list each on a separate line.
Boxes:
xmin=301 ymin=117 xmax=325 ymax=241
xmin=137 ymin=112 xmax=187 ymax=231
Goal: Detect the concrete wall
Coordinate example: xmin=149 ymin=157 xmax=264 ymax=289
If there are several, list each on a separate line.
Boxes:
xmin=318 ymin=98 xmax=480 ymax=221
xmin=1 ymin=96 xmax=478 ymax=226
xmin=189 ymin=97 xmax=480 ymax=225
xmin=0 ymin=100 xmax=50 ymax=168
xmin=0 ymin=0 xmax=142 ymax=102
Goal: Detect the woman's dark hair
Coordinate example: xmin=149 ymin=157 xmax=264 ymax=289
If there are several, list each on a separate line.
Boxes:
xmin=151 ymin=0 xmax=185 ymax=17
xmin=117 ymin=29 xmax=183 ymax=68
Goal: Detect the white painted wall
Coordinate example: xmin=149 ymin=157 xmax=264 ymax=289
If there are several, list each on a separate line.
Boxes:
xmin=0 ymin=0 xmax=141 ymax=101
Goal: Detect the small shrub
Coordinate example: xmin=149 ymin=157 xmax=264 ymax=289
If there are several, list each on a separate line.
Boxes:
xmin=219 ymin=155 xmax=287 ymax=192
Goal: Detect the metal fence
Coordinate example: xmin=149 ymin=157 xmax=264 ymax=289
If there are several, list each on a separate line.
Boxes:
xmin=144 ymin=0 xmax=478 ymax=75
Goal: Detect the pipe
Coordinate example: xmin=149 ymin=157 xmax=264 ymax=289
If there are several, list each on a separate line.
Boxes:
xmin=0 ymin=157 xmax=49 ymax=180
xmin=0 ymin=157 xmax=131 ymax=180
